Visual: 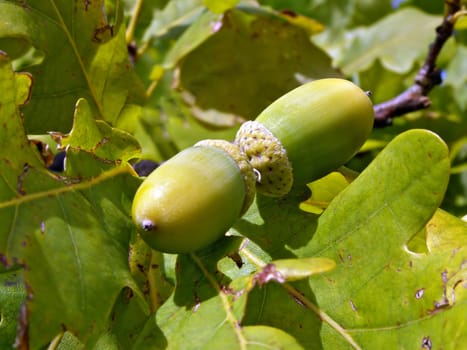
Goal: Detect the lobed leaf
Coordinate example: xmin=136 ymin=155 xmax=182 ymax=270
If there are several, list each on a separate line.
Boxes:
xmin=0 ymin=54 xmax=144 ymax=349
xmin=299 ymin=171 xmax=353 ymax=215
xmin=0 ymin=0 xmax=145 ymax=133
xmin=233 ymin=129 xmax=460 ymax=349
xmin=51 ymin=98 xmax=141 ymax=163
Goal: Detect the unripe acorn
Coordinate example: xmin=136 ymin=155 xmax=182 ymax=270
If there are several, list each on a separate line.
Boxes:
xmin=235 ymin=78 xmax=374 ymax=196
xmin=131 ymin=140 xmax=256 ymax=253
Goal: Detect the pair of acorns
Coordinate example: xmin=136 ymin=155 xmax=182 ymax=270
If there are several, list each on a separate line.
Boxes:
xmin=132 ymin=79 xmax=374 ymax=253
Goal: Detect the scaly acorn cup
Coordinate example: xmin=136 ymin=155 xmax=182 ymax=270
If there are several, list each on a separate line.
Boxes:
xmin=131 ymin=140 xmax=256 ymax=253
xmin=235 ymin=78 xmax=374 ymax=196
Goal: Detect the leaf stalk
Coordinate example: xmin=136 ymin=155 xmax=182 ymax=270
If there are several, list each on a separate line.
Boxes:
xmin=189 ymin=252 xmax=248 ymax=350
xmin=126 ymin=0 xmax=145 ymax=45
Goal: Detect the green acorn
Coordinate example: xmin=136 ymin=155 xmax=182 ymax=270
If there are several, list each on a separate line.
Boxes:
xmin=235 ymin=78 xmax=374 ymax=196
xmin=131 ymin=140 xmax=255 ymax=253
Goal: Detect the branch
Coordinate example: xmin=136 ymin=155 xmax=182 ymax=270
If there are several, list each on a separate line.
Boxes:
xmin=373 ymin=0 xmax=461 ymax=127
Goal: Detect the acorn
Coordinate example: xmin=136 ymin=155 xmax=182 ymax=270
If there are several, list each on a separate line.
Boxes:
xmin=235 ymin=78 xmax=374 ymax=196
xmin=131 ymin=140 xmax=256 ymax=253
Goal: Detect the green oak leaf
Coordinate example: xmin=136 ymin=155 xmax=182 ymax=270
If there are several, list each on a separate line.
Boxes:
xmin=0 ymin=52 xmax=44 ymax=202
xmin=51 ymin=98 xmax=141 ymax=164
xmin=0 ymin=53 xmax=144 ymax=349
xmin=425 ymin=209 xmax=467 ymax=253
xmin=264 ymin=257 xmax=336 ymax=283
xmin=233 ymin=129 xmax=462 ymax=349
xmin=0 ymin=0 xmax=145 ymax=133
xmin=133 ymin=236 xmax=320 ymax=349
xmin=203 ymin=0 xmax=240 ymax=14
xmin=299 ymin=171 xmax=353 ymax=215
xmin=133 ymin=239 xmax=248 ymax=349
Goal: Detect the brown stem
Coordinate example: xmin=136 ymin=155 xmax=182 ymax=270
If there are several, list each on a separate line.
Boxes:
xmin=373 ymin=0 xmax=461 ymax=127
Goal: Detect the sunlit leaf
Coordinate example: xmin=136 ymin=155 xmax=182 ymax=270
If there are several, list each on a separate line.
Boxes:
xmin=299 ymin=172 xmax=352 ymax=215
xmin=51 ymin=98 xmax=141 ymax=163
xmin=203 ymin=0 xmax=240 ymax=14
xmin=0 ymin=52 xmax=42 ymax=202
xmin=164 ymin=10 xmax=223 ymax=69
xmin=255 ymin=257 xmax=336 ymax=284
xmin=425 ymin=208 xmax=467 ymax=252
xmin=0 ymin=54 xmax=144 ymax=348
xmin=235 ymin=129 xmax=459 ymax=348
xmin=0 ymin=0 xmax=145 ymax=133
xmin=278 ymin=10 xmax=324 ymax=35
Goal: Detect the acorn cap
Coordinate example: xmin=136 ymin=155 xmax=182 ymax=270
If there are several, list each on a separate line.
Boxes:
xmin=234 ymin=121 xmax=293 ymax=197
xmin=255 ymin=78 xmax=374 ymax=189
